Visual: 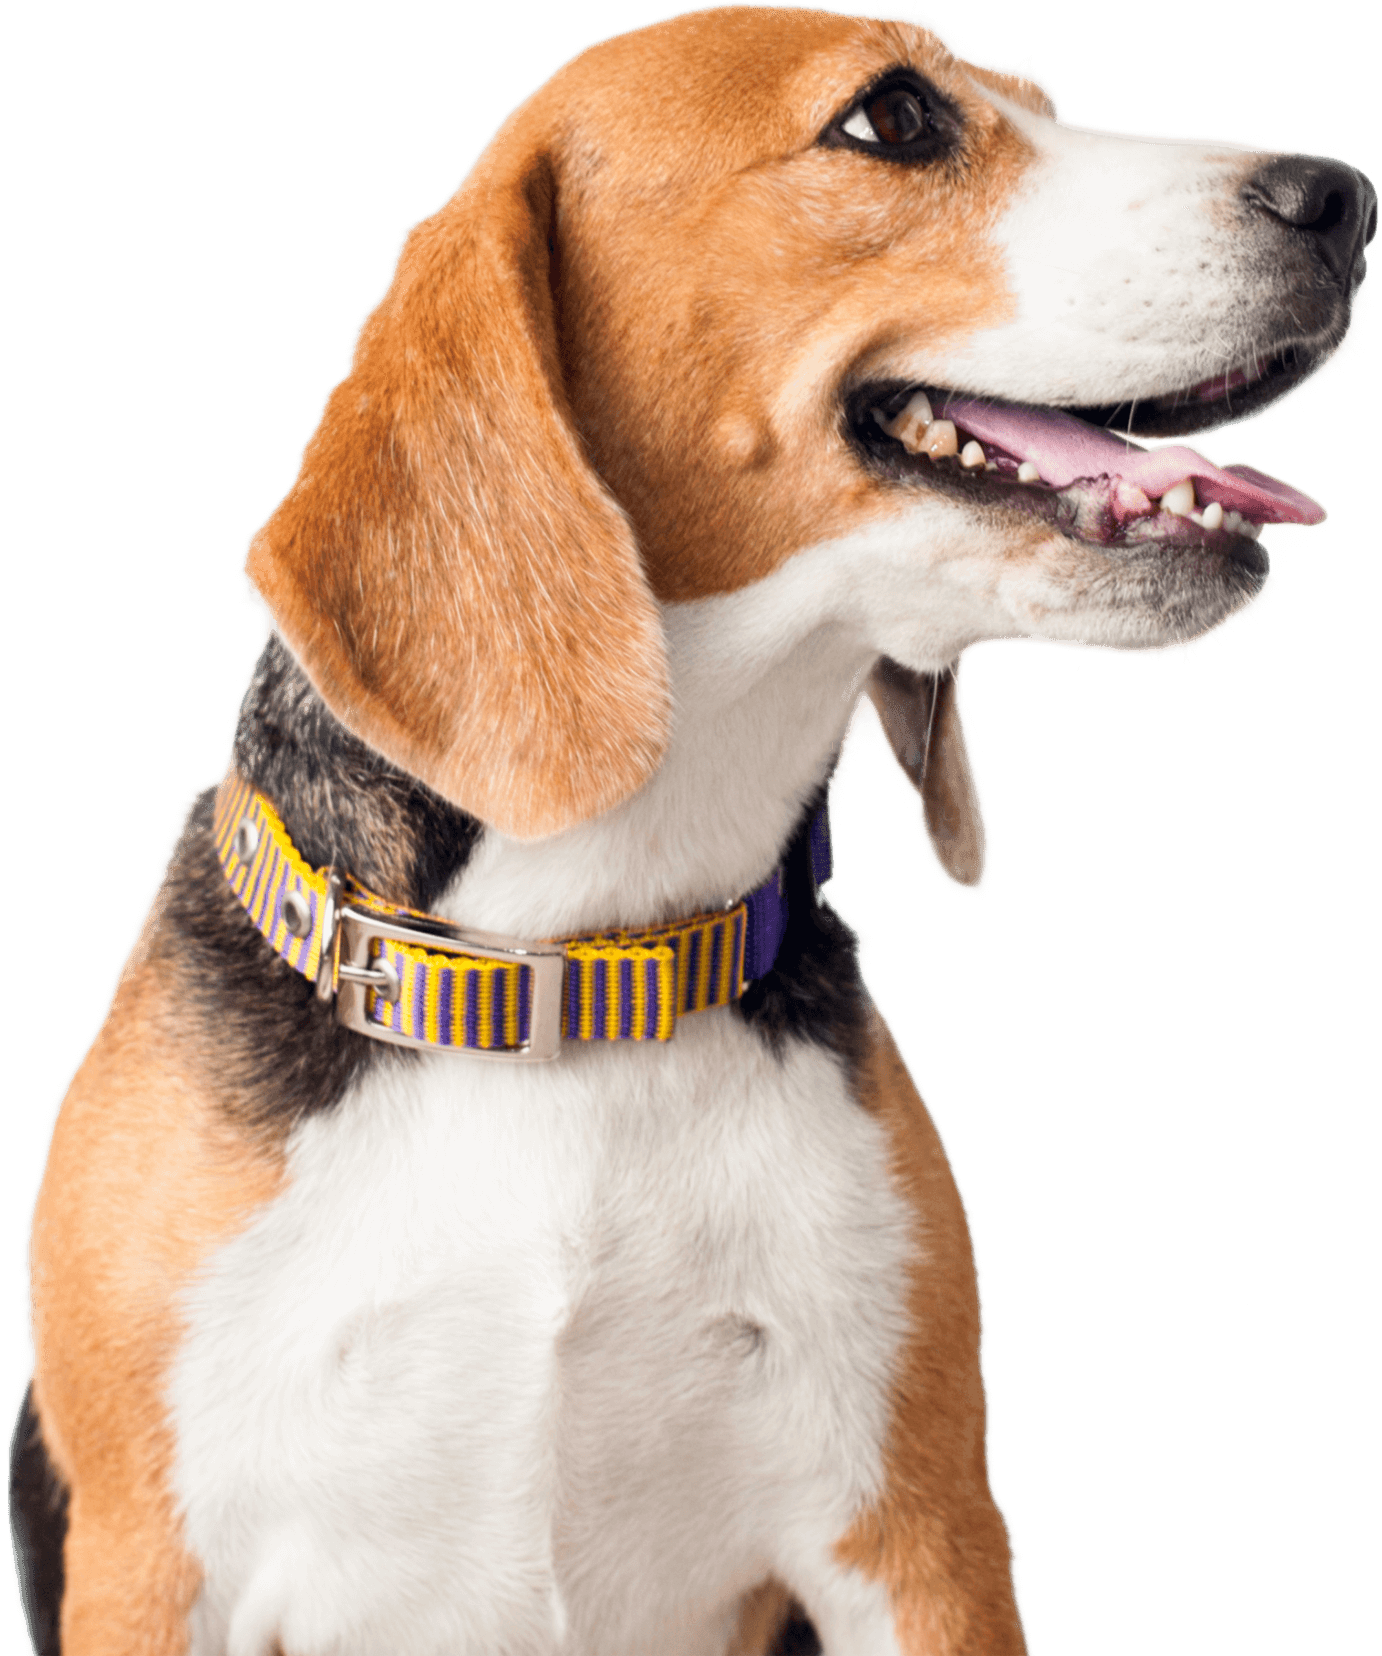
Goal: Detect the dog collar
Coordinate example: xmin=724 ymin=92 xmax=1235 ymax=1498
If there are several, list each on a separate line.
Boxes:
xmin=213 ymin=775 xmax=831 ymax=1062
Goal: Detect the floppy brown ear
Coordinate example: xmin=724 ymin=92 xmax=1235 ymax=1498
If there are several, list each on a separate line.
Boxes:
xmin=247 ymin=115 xmax=669 ymax=839
xmin=867 ymin=658 xmax=985 ymax=885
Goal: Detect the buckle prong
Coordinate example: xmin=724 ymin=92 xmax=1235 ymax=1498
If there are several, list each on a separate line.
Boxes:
xmin=338 ymin=955 xmax=400 ymax=1002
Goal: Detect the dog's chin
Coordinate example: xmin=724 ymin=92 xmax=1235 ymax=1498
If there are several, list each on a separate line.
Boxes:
xmin=889 ymin=450 xmax=1271 ymax=648
xmin=868 ymin=522 xmax=1264 ymax=665
xmin=1021 ymin=523 xmax=1268 ymax=649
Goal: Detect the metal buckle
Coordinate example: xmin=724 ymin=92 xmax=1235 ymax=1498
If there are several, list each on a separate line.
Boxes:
xmin=326 ymin=897 xmax=565 ymax=1062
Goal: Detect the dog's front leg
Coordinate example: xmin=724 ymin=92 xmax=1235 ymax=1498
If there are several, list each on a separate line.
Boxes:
xmin=26 ymin=954 xmax=284 ymax=1656
xmin=798 ymin=1014 xmax=1026 ymax=1656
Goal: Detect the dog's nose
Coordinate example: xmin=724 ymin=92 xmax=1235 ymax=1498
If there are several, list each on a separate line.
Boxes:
xmin=1243 ymin=155 xmax=1377 ymax=291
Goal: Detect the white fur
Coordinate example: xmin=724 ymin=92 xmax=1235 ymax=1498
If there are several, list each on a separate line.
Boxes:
xmin=172 ymin=1001 xmax=914 ymax=1655
xmin=898 ymin=92 xmax=1270 ymax=407
xmin=171 ymin=435 xmax=1234 ymax=1648
xmin=432 ymin=499 xmax=1135 ymax=956
xmin=171 ymin=544 xmax=929 ymax=1656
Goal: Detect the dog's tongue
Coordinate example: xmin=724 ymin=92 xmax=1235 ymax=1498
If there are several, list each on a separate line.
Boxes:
xmin=935 ymin=394 xmax=1324 ymax=525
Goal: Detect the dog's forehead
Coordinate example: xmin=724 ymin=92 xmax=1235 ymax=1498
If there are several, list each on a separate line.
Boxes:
xmin=537 ymin=8 xmax=1035 ymax=182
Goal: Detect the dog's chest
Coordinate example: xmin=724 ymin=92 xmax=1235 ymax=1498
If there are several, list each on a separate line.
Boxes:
xmin=171 ymin=1012 xmax=912 ymax=1656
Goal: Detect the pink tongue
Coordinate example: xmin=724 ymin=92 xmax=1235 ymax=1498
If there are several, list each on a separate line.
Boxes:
xmin=935 ymin=394 xmax=1324 ymax=525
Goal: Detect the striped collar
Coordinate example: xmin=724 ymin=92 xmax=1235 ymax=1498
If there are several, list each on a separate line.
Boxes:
xmin=214 ymin=775 xmax=831 ymax=1062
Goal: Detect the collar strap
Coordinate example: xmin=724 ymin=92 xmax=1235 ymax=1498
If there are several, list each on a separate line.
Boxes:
xmin=213 ymin=775 xmax=831 ymax=1063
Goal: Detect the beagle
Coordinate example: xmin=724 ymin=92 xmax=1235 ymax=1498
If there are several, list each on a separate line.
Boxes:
xmin=10 ymin=8 xmax=1374 ymax=1655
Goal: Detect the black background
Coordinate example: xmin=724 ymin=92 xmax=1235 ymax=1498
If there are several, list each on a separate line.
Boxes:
xmin=13 ymin=6 xmax=1370 ymax=1649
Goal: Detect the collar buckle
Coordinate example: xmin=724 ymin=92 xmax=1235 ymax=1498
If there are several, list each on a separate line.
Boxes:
xmin=328 ymin=900 xmax=565 ymax=1062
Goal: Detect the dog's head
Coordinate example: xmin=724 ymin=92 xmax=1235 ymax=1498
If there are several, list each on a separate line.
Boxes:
xmin=248 ymin=8 xmax=1372 ymax=850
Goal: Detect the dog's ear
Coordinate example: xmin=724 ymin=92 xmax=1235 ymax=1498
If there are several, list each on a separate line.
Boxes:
xmin=867 ymin=658 xmax=985 ymax=885
xmin=247 ymin=125 xmax=669 ymax=839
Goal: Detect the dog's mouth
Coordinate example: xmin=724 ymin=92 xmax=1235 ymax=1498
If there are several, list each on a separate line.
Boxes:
xmin=848 ymin=349 xmax=1328 ymax=577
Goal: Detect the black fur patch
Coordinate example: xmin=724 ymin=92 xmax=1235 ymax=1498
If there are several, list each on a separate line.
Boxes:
xmin=152 ymin=639 xmax=860 ymax=1128
xmin=737 ymin=786 xmax=870 ymax=1074
xmin=9 ymin=1385 xmax=67 ymax=1656
xmin=771 ymin=1612 xmax=824 ymax=1656
xmin=231 ymin=638 xmax=481 ymax=902
xmin=151 ymin=637 xmax=482 ymax=1132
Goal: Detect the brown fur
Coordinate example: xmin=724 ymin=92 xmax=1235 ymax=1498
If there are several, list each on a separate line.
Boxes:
xmin=868 ymin=661 xmax=985 ymax=885
xmin=247 ymin=136 xmax=671 ymax=843
xmin=728 ymin=1580 xmax=799 ymax=1656
xmin=835 ymin=1013 xmax=1025 ymax=1653
xmin=543 ymin=12 xmax=1034 ymax=601
xmin=31 ymin=936 xmax=282 ymax=1652
xmin=959 ymin=64 xmax=1055 ymax=120
xmin=249 ymin=10 xmax=1037 ymax=834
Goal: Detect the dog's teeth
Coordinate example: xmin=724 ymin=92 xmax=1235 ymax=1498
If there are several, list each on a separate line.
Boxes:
xmin=1223 ymin=508 xmax=1261 ymax=538
xmin=1160 ymin=479 xmax=1196 ymax=516
xmin=887 ymin=391 xmax=935 ymax=452
xmin=921 ymin=419 xmax=958 ymax=459
xmin=1016 ymin=460 xmax=1040 ymax=483
xmin=900 ymin=390 xmax=933 ymax=426
xmin=1201 ymin=501 xmax=1224 ymax=531
xmin=1115 ymin=479 xmax=1153 ymax=514
xmin=960 ymin=439 xmax=986 ymax=469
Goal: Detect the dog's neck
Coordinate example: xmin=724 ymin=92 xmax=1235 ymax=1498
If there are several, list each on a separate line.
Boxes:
xmin=235 ymin=575 xmax=875 ymax=946
xmin=436 ymin=598 xmax=873 ymax=940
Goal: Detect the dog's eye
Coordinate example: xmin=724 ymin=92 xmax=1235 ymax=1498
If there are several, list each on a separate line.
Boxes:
xmin=843 ymin=87 xmax=928 ymax=146
xmin=823 ymin=72 xmax=958 ymax=163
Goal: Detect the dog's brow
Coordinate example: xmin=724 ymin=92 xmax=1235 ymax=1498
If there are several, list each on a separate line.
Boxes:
xmin=960 ymin=63 xmax=1055 ymax=119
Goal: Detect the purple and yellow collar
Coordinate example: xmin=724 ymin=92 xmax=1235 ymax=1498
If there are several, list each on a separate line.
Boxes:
xmin=214 ymin=775 xmax=831 ymax=1062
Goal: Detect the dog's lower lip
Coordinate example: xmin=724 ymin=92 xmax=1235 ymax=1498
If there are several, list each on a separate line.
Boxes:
xmin=868 ymin=453 xmax=1268 ymax=576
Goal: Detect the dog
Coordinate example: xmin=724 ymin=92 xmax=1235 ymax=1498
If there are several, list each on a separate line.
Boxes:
xmin=10 ymin=7 xmax=1373 ymax=1653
